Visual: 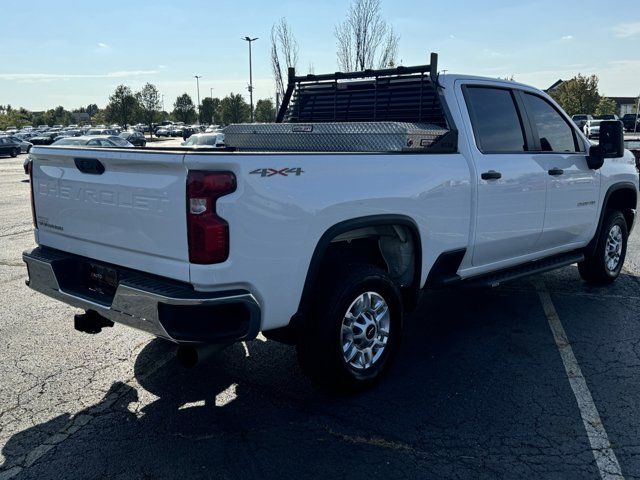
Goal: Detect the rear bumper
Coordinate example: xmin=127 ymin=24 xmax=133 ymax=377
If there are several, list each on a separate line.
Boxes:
xmin=23 ymin=247 xmax=261 ymax=344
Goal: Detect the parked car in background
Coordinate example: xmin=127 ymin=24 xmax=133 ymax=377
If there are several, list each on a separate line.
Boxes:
xmin=29 ymin=132 xmax=61 ymax=145
xmin=119 ymin=131 xmax=146 ymax=147
xmin=52 ymin=136 xmax=134 ymax=148
xmin=583 ymin=119 xmax=603 ymax=139
xmin=155 ymin=127 xmax=171 ymax=137
xmin=572 ymin=114 xmax=593 ymax=129
xmin=622 ymin=113 xmax=640 ymax=132
xmin=87 ymin=128 xmax=118 ymax=136
xmin=7 ymin=136 xmax=33 ymax=153
xmin=0 ymin=137 xmax=22 ymax=157
xmin=595 ymin=114 xmax=619 ymax=121
xmin=205 ymin=125 xmax=221 ymax=133
xmin=181 ymin=132 xmax=225 ymax=148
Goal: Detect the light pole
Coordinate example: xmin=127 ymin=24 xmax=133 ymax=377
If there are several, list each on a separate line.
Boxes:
xmin=194 ymin=75 xmax=202 ymax=124
xmin=243 ymin=36 xmax=258 ymax=122
xmin=635 ymin=93 xmax=639 ymax=133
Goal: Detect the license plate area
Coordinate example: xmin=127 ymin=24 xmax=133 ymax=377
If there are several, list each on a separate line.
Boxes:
xmin=52 ymin=257 xmax=121 ymax=306
xmin=85 ymin=262 xmax=119 ymax=297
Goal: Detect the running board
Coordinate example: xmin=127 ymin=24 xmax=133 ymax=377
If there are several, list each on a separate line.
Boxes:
xmin=461 ymin=251 xmax=585 ymax=288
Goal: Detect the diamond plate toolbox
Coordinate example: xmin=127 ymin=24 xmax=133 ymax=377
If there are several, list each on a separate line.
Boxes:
xmin=223 ymin=122 xmax=449 ymax=152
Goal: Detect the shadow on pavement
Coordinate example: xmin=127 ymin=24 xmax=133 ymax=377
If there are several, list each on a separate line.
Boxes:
xmin=5 ymin=270 xmax=639 ymax=479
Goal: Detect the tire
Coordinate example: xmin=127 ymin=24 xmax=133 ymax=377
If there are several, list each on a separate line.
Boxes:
xmin=296 ymin=264 xmax=403 ymax=392
xmin=26 ymin=146 xmax=31 ymax=154
xmin=579 ymin=210 xmax=628 ymax=285
xmin=10 ymin=148 xmax=18 ymax=158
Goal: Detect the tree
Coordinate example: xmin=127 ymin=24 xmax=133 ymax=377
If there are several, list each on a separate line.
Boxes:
xmin=255 ymin=99 xmax=276 ymax=123
xmin=595 ymin=97 xmax=618 ymax=117
xmin=271 ymin=17 xmax=299 ymax=100
xmin=106 ymin=85 xmax=138 ymax=127
xmin=136 ymin=83 xmax=161 ymax=136
xmin=550 ymin=74 xmax=600 ymax=116
xmin=41 ymin=106 xmax=73 ymax=126
xmin=219 ymin=93 xmax=251 ymax=125
xmin=86 ymin=104 xmax=99 ymax=117
xmin=200 ymin=97 xmax=220 ymax=124
xmin=334 ymin=0 xmax=399 ymax=71
xmin=172 ymin=93 xmax=196 ymax=124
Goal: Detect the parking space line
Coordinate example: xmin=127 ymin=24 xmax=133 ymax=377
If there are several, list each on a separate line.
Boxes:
xmin=535 ymin=280 xmax=624 ymax=480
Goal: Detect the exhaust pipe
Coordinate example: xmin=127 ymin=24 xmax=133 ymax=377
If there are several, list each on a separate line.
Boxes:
xmin=176 ymin=344 xmax=226 ymax=368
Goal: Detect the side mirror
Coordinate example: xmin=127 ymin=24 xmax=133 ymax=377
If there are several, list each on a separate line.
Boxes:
xmin=599 ymin=120 xmax=624 ymax=158
xmin=587 ymin=120 xmax=624 ymax=170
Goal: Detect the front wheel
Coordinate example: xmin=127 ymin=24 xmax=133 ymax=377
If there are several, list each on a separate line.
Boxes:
xmin=579 ymin=210 xmax=628 ymax=285
xmin=296 ymin=264 xmax=402 ymax=392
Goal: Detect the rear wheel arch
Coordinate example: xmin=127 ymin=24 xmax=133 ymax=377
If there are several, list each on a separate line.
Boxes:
xmin=293 ymin=215 xmax=422 ymax=327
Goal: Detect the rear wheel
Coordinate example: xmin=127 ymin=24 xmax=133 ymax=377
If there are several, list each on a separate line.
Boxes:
xmin=10 ymin=148 xmax=18 ymax=158
xmin=296 ymin=264 xmax=402 ymax=392
xmin=579 ymin=210 xmax=628 ymax=285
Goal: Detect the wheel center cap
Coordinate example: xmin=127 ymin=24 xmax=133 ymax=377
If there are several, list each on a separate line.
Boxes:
xmin=365 ymin=324 xmax=376 ymax=340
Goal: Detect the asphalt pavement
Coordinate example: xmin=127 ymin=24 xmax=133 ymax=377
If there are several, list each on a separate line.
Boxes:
xmin=1 ymin=152 xmax=640 ymax=479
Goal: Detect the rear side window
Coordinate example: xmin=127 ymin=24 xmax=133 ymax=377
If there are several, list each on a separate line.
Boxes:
xmin=465 ymin=87 xmax=527 ymax=153
xmin=523 ymin=93 xmax=580 ymax=152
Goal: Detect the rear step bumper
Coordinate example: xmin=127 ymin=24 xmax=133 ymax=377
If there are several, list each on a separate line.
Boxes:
xmin=23 ymin=247 xmax=261 ymax=344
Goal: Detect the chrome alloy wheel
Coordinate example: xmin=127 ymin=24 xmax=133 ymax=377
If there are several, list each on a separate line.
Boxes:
xmin=605 ymin=224 xmax=623 ymax=272
xmin=341 ymin=291 xmax=391 ymax=370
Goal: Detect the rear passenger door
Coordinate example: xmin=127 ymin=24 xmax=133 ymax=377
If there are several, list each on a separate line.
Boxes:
xmin=463 ymin=85 xmax=547 ymax=267
xmin=519 ymin=92 xmax=599 ymax=249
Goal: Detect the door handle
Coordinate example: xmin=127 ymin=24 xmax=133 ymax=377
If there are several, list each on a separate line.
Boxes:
xmin=481 ymin=170 xmax=502 ymax=180
xmin=548 ymin=167 xmax=564 ymax=176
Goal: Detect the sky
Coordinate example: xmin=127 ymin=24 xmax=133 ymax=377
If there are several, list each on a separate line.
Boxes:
xmin=0 ymin=0 xmax=638 ymax=111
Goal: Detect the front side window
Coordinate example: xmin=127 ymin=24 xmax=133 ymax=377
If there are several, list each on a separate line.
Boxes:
xmin=465 ymin=87 xmax=527 ymax=153
xmin=523 ymin=93 xmax=579 ymax=153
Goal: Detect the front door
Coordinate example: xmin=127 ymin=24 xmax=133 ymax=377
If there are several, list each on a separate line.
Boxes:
xmin=519 ymin=92 xmax=600 ymax=249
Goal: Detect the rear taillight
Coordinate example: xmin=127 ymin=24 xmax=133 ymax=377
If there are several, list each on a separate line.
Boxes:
xmin=186 ymin=171 xmax=236 ymax=264
xmin=28 ymin=160 xmax=37 ymax=228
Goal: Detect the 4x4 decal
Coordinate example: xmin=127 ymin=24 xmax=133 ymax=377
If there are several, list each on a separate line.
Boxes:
xmin=250 ymin=168 xmax=304 ymax=177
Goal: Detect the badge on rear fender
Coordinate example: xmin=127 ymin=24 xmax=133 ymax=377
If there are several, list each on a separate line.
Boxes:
xmin=250 ymin=168 xmax=304 ymax=177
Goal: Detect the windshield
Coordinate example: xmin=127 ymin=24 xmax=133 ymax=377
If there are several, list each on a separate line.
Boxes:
xmin=108 ymin=136 xmax=132 ymax=147
xmin=185 ymin=135 xmax=220 ymax=146
xmin=625 ymin=141 xmax=640 ymax=149
xmin=52 ymin=138 xmax=86 ymax=146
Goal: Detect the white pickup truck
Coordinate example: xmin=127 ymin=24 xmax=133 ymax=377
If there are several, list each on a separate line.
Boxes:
xmin=23 ymin=56 xmax=638 ymax=390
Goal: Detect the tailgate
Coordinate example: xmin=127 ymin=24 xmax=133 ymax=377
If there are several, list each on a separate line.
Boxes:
xmin=30 ymin=147 xmax=190 ymax=282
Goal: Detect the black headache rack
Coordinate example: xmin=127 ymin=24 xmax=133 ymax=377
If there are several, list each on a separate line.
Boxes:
xmin=276 ymin=53 xmax=446 ymax=126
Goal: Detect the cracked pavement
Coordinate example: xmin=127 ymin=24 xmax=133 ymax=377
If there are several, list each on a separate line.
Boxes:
xmin=1 ymin=154 xmax=640 ymax=479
